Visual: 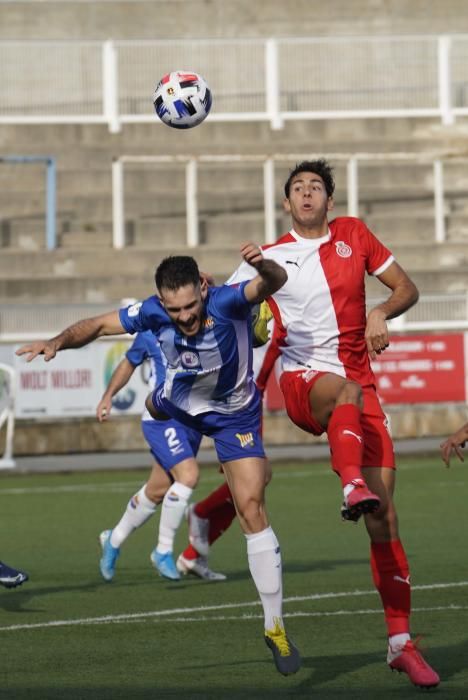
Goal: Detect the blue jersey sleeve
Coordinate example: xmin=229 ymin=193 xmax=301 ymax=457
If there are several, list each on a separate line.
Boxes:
xmin=119 ymin=296 xmax=167 ymax=334
xmin=210 ymin=281 xmax=252 ymax=320
xmin=125 ymin=332 xmax=150 ymax=367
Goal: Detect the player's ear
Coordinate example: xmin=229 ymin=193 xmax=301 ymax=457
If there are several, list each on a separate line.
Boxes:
xmin=283 ymin=197 xmax=291 ymax=213
xmin=200 ymin=276 xmax=208 ymax=300
xmin=327 ymin=196 xmax=334 ymax=212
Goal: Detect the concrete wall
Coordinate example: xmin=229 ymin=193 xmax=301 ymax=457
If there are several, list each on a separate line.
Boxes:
xmin=2 ymin=1 xmax=468 ymax=40
xmin=4 ymin=402 xmax=467 ymax=456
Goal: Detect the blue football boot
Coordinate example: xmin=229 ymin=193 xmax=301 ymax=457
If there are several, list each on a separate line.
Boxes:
xmin=99 ymin=530 xmax=120 ymax=582
xmin=150 ymin=549 xmax=180 ymax=581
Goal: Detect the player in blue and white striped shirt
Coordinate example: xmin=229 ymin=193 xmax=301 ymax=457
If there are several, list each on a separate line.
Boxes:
xmin=17 ymin=242 xmax=300 ymax=677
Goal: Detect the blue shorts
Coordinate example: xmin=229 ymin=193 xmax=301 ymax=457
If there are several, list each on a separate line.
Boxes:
xmin=152 ymin=388 xmax=266 ymax=464
xmin=141 ymin=418 xmax=203 ymax=472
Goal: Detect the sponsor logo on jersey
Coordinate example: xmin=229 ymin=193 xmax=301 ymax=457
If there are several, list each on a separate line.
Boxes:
xmin=127 ymin=302 xmax=142 ymax=317
xmin=335 ymin=241 xmax=352 ymax=258
xmin=203 ymin=316 xmax=214 ymax=329
xmin=181 ymin=351 xmax=200 ymax=368
xmin=235 ymin=431 xmax=255 ymax=448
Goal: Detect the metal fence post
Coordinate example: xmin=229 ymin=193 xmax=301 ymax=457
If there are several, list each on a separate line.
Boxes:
xmin=186 ymin=159 xmax=199 ymax=248
xmin=264 ymin=158 xmax=276 ymax=244
xmin=347 ymin=157 xmax=359 ymax=217
xmin=265 ymin=39 xmax=283 ymax=130
xmin=433 ymin=159 xmax=446 ymax=243
xmin=103 ymin=40 xmax=121 ymax=133
xmin=112 ymin=159 xmax=125 ymax=249
xmin=438 ymin=35 xmax=454 ymax=126
xmin=46 ymin=157 xmax=57 ymax=251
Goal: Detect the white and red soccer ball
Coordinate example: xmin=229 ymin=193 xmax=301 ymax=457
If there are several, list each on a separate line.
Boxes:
xmin=153 ymin=71 xmax=212 ymax=129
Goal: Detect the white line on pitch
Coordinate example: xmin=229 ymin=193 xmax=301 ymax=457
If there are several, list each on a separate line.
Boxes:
xmin=0 ymin=469 xmax=328 ymax=496
xmin=1 ymin=580 xmax=467 ymax=633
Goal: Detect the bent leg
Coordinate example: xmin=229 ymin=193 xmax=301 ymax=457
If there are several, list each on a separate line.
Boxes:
xmin=110 ymin=460 xmax=169 ymax=548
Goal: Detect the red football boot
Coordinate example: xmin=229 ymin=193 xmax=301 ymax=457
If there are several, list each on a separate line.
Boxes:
xmin=341 ymin=478 xmax=381 ymax=522
xmin=388 ymin=638 xmax=440 ymax=689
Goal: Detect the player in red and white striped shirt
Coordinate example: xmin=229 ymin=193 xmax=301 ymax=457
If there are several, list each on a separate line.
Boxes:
xmin=228 ymin=159 xmax=439 ymax=689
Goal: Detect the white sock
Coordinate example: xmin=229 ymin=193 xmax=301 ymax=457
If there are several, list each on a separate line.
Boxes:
xmin=110 ymin=485 xmax=157 ymax=548
xmin=246 ymin=526 xmax=283 ymax=631
xmin=389 ymin=632 xmax=411 ymax=653
xmin=157 ymin=481 xmax=193 ymax=554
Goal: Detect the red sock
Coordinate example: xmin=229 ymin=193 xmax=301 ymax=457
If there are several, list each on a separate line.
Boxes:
xmin=182 ymin=544 xmax=200 ymax=561
xmin=194 ymin=482 xmax=232 ymax=518
xmin=327 ymin=403 xmax=364 ymax=486
xmin=182 ymin=500 xmax=237 ymax=560
xmin=370 ymin=539 xmax=411 ymax=637
xmin=207 ymin=500 xmax=237 ymax=545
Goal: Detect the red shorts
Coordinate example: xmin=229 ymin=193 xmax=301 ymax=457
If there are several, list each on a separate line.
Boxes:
xmin=279 ymin=370 xmax=395 ymax=468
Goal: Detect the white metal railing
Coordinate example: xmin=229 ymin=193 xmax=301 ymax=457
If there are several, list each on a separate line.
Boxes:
xmin=1 ymin=295 xmax=468 ymax=342
xmin=111 ymin=152 xmax=468 ymax=249
xmin=1 ymin=35 xmax=468 ymax=132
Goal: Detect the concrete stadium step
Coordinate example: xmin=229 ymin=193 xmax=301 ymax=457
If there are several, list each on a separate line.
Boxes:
xmin=2 ymin=260 xmax=468 ymax=304
xmin=132 ymin=217 xmax=188 ymax=247
xmin=366 ymin=267 xmax=468 ymax=295
xmin=364 ymin=212 xmax=468 ymax=245
xmin=0 ymin=246 xmax=247 ymax=279
xmin=59 ymin=231 xmax=113 ymax=248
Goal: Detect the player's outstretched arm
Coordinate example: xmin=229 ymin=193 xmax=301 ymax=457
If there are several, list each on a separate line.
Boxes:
xmin=240 ymin=242 xmax=287 ymax=304
xmin=365 ymin=261 xmax=419 ymax=360
xmin=16 ymin=311 xmax=124 ymax=363
xmin=97 ymin=357 xmax=136 ymax=422
xmin=440 ymin=422 xmax=468 ymax=467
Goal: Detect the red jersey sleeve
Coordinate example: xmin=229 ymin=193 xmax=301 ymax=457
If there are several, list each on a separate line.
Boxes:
xmin=360 ymin=221 xmax=394 ymax=275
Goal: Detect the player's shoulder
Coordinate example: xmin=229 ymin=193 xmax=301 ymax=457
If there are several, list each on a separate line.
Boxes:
xmin=261 ymin=231 xmax=298 ymax=254
xmin=330 ymin=216 xmax=376 ymax=243
xmin=330 ymin=216 xmax=369 ymax=233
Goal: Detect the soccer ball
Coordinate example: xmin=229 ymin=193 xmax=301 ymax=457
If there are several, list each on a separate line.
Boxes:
xmin=153 ymin=71 xmax=212 ymax=129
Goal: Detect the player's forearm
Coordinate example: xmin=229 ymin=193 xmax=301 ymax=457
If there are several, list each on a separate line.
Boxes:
xmin=51 ymin=312 xmax=124 ymax=351
xmin=371 ymin=279 xmax=419 ymax=320
xmin=103 ymin=359 xmax=135 ymax=398
xmin=254 ymin=259 xmax=288 ymax=301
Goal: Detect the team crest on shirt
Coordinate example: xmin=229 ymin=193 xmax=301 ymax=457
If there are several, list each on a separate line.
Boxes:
xmin=181 ymin=351 xmax=200 ymax=368
xmin=235 ymin=432 xmax=255 ymax=448
xmin=203 ymin=316 xmax=214 ymax=329
xmin=335 ymin=241 xmax=352 ymax=258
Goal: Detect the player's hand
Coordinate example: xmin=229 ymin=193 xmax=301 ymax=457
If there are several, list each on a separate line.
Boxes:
xmin=200 ymin=271 xmax=215 ymax=287
xmin=440 ymin=430 xmax=467 ymax=467
xmin=365 ymin=308 xmax=389 ymax=360
xmin=240 ymin=241 xmax=263 ymax=268
xmin=96 ymin=396 xmax=113 ymax=422
xmin=15 ymin=339 xmax=59 ymax=363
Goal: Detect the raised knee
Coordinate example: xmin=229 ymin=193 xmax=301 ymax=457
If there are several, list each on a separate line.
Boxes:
xmin=338 ymin=380 xmax=362 ymax=407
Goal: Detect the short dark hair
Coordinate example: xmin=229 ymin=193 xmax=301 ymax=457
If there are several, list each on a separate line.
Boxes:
xmin=155 ymin=255 xmax=200 ymax=293
xmin=284 ymin=159 xmax=335 ymax=198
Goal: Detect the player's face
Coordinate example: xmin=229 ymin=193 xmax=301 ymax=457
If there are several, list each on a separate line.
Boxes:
xmin=160 ymin=281 xmax=207 ymax=336
xmin=284 ymin=172 xmax=333 ymax=232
